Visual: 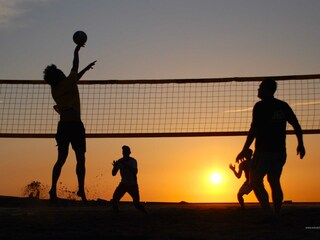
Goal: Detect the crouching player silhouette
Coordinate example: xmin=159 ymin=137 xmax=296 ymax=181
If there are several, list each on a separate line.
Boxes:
xmin=111 ymin=146 xmax=146 ymax=213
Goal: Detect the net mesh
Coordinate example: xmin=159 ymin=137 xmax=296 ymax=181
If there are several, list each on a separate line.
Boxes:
xmin=1 ymin=75 xmax=320 ymax=138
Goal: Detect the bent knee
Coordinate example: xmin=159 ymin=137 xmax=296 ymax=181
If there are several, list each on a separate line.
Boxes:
xmin=56 ymin=152 xmax=68 ymax=164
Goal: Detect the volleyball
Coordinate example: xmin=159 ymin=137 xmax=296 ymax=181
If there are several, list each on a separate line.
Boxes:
xmin=73 ymin=31 xmax=87 ymax=45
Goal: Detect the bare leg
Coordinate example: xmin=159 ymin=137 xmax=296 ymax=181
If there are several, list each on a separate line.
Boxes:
xmin=49 ymin=150 xmax=68 ymax=200
xmin=267 ymin=174 xmax=283 ymax=215
xmin=129 ymin=185 xmax=146 ymax=213
xmin=75 ymin=150 xmax=86 ymax=202
xmin=251 ymin=172 xmax=271 ymax=211
xmin=112 ymin=183 xmax=126 ymax=212
xmin=237 ymin=193 xmax=245 ymax=209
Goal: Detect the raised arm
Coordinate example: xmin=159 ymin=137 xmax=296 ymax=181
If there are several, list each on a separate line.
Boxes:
xmin=78 ymin=60 xmax=97 ymax=80
xmin=112 ymin=161 xmax=120 ymax=176
xmin=229 ymin=164 xmax=242 ymax=179
xmin=71 ymin=45 xmax=81 ymax=73
xmin=71 ymin=45 xmax=97 ymax=80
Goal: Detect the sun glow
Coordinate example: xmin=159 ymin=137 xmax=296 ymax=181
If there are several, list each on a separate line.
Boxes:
xmin=209 ymin=172 xmax=222 ymax=184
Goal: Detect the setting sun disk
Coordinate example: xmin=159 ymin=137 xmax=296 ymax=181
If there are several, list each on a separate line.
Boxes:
xmin=210 ymin=172 xmax=222 ymax=184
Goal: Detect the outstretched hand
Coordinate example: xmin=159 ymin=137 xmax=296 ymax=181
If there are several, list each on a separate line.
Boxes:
xmin=297 ymin=144 xmax=305 ymax=159
xmin=86 ymin=60 xmax=97 ymax=70
xmin=75 ymin=44 xmax=85 ymax=52
xmin=229 ymin=164 xmax=235 ymax=171
xmin=77 ymin=61 xmax=97 ymax=80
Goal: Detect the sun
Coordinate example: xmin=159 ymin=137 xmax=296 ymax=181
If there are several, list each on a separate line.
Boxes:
xmin=209 ymin=172 xmax=222 ymax=184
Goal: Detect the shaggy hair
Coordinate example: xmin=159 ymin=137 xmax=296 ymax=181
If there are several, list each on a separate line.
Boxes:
xmin=43 ymin=64 xmax=65 ymax=87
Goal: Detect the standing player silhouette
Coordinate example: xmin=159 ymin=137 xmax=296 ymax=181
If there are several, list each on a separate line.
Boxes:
xmin=236 ymin=79 xmax=305 ymax=215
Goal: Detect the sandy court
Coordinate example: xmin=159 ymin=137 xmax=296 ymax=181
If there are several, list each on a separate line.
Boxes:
xmin=0 ymin=197 xmax=319 ymax=239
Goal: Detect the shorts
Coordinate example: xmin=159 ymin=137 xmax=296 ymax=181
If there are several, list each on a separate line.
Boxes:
xmin=113 ymin=182 xmax=140 ymax=203
xmin=239 ymin=181 xmax=252 ymax=195
xmin=251 ymin=151 xmax=286 ymax=178
xmin=55 ymin=121 xmax=86 ymax=152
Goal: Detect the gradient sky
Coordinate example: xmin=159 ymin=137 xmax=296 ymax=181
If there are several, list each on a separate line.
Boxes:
xmin=0 ymin=0 xmax=320 ymax=202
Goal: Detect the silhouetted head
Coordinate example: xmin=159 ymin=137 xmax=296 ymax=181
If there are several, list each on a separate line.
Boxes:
xmin=122 ymin=145 xmax=131 ymax=157
xmin=43 ymin=64 xmax=66 ymax=87
xmin=258 ymin=79 xmax=277 ymax=100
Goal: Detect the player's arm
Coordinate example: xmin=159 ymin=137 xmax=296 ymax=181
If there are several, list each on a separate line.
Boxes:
xmin=292 ymin=122 xmax=305 ymax=159
xmin=71 ymin=45 xmax=81 ymax=73
xmin=78 ymin=60 xmax=97 ymax=80
xmin=112 ymin=160 xmax=120 ymax=176
xmin=236 ymin=126 xmax=256 ymax=163
xmin=236 ymin=105 xmax=258 ymax=163
xmin=287 ymin=106 xmax=305 ymax=159
xmin=236 ymin=164 xmax=243 ymax=178
xmin=229 ymin=164 xmax=242 ymax=178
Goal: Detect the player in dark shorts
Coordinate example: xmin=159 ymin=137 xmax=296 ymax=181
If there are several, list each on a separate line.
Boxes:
xmin=111 ymin=146 xmax=146 ymax=213
xmin=43 ymin=44 xmax=96 ymax=202
xmin=229 ymin=149 xmax=253 ymax=209
xmin=236 ymin=79 xmax=305 ymax=215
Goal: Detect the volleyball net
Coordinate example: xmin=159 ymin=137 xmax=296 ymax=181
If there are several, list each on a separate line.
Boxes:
xmin=0 ymin=74 xmax=320 ymax=138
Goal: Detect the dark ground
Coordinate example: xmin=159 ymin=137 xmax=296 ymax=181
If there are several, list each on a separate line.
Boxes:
xmin=0 ymin=196 xmax=319 ymax=240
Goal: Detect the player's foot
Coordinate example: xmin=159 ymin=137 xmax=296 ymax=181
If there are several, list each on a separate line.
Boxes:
xmin=134 ymin=203 xmax=147 ymax=214
xmin=77 ymin=190 xmax=87 ymax=203
xmin=49 ymin=189 xmax=57 ymax=202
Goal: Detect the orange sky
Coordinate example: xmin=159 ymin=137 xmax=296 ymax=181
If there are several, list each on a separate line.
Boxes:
xmin=0 ymin=134 xmax=319 ymax=203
